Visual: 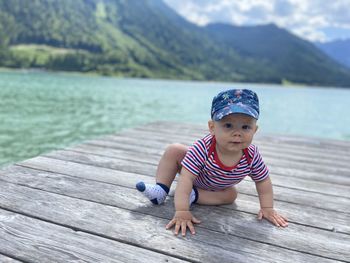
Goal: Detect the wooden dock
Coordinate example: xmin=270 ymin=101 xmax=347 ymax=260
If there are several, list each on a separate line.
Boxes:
xmin=0 ymin=122 xmax=349 ymax=263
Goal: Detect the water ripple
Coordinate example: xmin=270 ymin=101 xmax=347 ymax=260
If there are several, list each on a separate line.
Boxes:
xmin=1 ymin=70 xmax=349 ymax=167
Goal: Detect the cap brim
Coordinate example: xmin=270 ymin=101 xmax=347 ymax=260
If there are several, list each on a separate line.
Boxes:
xmin=213 ymin=105 xmax=259 ymax=121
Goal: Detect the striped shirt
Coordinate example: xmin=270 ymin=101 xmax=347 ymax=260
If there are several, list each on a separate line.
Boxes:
xmin=181 ymin=134 xmax=269 ymax=191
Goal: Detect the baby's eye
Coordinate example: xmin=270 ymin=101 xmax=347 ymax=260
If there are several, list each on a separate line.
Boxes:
xmin=224 ymin=123 xmax=233 ymax=129
xmin=242 ymin=125 xmax=251 ymax=130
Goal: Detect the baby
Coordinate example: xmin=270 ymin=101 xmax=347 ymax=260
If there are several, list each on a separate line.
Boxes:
xmin=136 ymin=89 xmax=288 ymax=236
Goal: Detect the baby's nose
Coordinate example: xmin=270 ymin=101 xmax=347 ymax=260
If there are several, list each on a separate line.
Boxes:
xmin=232 ymin=129 xmax=241 ymax=136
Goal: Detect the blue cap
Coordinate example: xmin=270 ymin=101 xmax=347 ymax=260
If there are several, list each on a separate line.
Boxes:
xmin=211 ymin=89 xmax=259 ymax=121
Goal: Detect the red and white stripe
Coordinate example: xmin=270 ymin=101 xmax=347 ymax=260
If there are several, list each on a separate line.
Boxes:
xmin=181 ymin=134 xmax=269 ymax=191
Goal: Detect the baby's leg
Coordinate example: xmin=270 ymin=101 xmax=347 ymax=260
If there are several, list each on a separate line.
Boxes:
xmin=196 ymin=187 xmax=237 ymax=205
xmin=156 ymin=143 xmax=188 ymax=186
xmin=136 ymin=143 xmax=188 ymax=204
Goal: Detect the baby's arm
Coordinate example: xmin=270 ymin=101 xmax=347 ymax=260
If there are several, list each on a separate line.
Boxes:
xmin=255 ymin=177 xmax=288 ymax=227
xmin=166 ymin=168 xmax=201 ymax=236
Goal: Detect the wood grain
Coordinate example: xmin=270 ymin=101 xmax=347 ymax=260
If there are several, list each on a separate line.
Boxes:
xmin=1 ymin=122 xmax=349 ymax=263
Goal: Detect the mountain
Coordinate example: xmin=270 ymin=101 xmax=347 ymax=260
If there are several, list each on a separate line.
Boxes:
xmin=315 ymin=39 xmax=350 ymax=69
xmin=0 ymin=0 xmax=350 ymax=87
xmin=205 ymin=23 xmax=350 ymax=86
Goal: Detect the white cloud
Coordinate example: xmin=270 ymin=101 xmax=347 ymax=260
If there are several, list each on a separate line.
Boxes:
xmin=163 ymin=0 xmax=350 ymax=42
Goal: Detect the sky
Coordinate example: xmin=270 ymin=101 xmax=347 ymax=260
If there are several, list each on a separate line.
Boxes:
xmin=163 ymin=0 xmax=350 ymax=43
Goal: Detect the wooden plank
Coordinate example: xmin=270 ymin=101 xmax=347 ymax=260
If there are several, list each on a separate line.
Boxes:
xmin=72 ymin=143 xmax=347 ymax=196
xmin=79 ymin=138 xmax=350 ymax=173
xmin=0 ymin=254 xmax=21 ymax=262
xmin=130 ymin=124 xmax=350 ymax=164
xmin=0 ymin=209 xmax=186 ymax=263
xmin=255 ymin=133 xmax=350 ymax=151
xmin=17 ymin=156 xmax=350 ymax=213
xmin=237 ymin=179 xmax=350 ymax=214
xmin=2 ymin=121 xmax=350 ymax=263
xmin=87 ymin=138 xmax=165 ymax=156
xmin=0 ymin=179 xmax=344 ymax=263
xmin=17 ymin=156 xmax=157 ymax=189
xmin=255 ymin=144 xmax=350 ymax=168
xmin=266 ymin=164 xmax=350 ymax=186
xmin=44 ymin=149 xmax=158 ymax=178
xmin=230 ymin=193 xmax=350 ymax=235
xmin=42 ymin=149 xmax=350 ymax=198
xmin=66 ymin=144 xmax=161 ymax=165
xmin=87 ymin=133 xmax=350 ymax=178
xmin=1 ymin=164 xmax=349 ymax=235
xmin=263 ymin=156 xmax=350 ymax=177
xmin=79 ymin=138 xmax=350 ymax=186
xmin=103 ymin=132 xmax=350 ymax=171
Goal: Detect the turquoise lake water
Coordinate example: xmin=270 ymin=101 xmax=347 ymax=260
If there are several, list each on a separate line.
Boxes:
xmin=1 ymin=70 xmax=350 ymax=167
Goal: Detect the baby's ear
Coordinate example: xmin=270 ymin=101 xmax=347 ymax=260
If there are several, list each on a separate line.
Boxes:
xmin=208 ymin=120 xmax=215 ymax=135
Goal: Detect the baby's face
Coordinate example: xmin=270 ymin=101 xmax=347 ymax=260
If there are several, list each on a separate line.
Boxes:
xmin=209 ymin=113 xmax=258 ymax=153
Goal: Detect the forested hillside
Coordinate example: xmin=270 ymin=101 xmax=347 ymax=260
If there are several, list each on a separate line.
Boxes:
xmin=1 ymin=0 xmax=350 ymax=87
xmin=205 ymin=23 xmax=350 ymax=86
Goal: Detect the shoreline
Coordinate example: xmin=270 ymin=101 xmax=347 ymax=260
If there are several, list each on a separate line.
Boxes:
xmin=1 ymin=66 xmax=348 ymax=90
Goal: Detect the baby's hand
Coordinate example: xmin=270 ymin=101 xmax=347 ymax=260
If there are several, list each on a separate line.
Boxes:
xmin=258 ymin=208 xmax=288 ymax=227
xmin=166 ymin=211 xmax=201 ymax=236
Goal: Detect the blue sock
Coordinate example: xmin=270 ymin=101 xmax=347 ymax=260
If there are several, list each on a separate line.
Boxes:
xmin=136 ymin=181 xmax=169 ymax=205
xmin=156 ymin=183 xmax=169 ymax=194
